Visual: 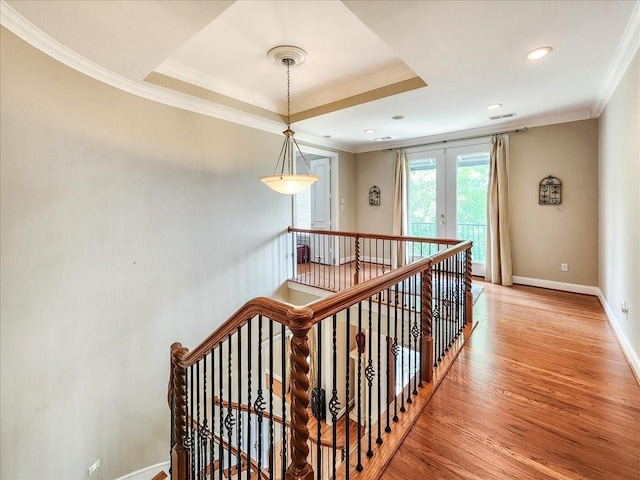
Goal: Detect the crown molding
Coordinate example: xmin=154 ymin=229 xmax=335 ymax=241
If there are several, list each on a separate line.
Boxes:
xmin=0 ymin=1 xmax=354 ymax=153
xmin=354 ymin=108 xmax=592 ymax=154
xmin=591 ymin=1 xmax=640 ymax=118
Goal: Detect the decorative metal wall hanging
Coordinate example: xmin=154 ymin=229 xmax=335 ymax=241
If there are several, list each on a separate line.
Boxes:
xmin=369 ymin=185 xmax=381 ymax=206
xmin=539 ymin=175 xmax=562 ymax=205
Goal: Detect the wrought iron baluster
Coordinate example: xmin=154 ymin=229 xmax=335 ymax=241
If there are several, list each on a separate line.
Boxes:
xmin=345 ymin=307 xmax=351 ymax=480
xmin=412 ymin=275 xmax=420 ymax=396
xmin=400 ymin=280 xmax=406 ymax=413
xmin=314 ymin=322 xmax=322 ymax=480
xmin=196 ymin=361 xmax=201 ymax=480
xmin=366 ymin=296 xmax=375 ymax=457
xmin=246 ymin=322 xmax=252 ymax=480
xmin=218 ymin=344 xmax=223 ymax=480
xmin=376 ymin=290 xmax=383 ymax=445
xmin=256 ymin=316 xmax=264 ymax=477
xmin=356 ymin=302 xmax=363 ymax=472
xmin=226 ymin=336 xmax=234 ymax=479
xmin=281 ymin=324 xmax=287 ymax=480
xmin=406 ymin=276 xmax=413 ymax=405
xmin=237 ymin=327 xmax=242 ymax=478
xmin=330 ymin=314 xmax=340 ymax=480
xmin=385 ymin=287 xmax=392 ymax=433
xmin=268 ymin=319 xmax=274 ymax=480
xmin=392 ymin=284 xmax=399 ymax=423
xmin=188 ymin=365 xmax=194 ymax=480
xmin=209 ymin=348 xmax=215 ymax=480
xmin=200 ymin=357 xmax=207 ymax=479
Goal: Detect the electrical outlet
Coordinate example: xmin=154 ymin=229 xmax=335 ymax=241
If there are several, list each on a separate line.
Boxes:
xmin=622 ymin=301 xmax=629 ymax=314
xmin=561 ymin=263 xmax=568 ymax=272
xmin=88 ymin=459 xmax=100 ymax=476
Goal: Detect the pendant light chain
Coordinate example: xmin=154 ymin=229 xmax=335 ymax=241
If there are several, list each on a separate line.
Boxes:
xmin=286 ymin=59 xmax=291 ymax=129
xmin=259 ymin=46 xmax=318 ymax=194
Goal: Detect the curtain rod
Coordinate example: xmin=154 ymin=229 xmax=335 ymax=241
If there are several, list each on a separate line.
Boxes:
xmin=382 ymin=127 xmax=528 ymax=152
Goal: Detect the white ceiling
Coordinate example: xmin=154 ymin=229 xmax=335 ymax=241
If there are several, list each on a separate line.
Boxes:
xmin=2 ymin=0 xmax=639 ymax=153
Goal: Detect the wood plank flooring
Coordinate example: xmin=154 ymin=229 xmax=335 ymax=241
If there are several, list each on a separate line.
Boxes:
xmin=379 ymin=282 xmax=640 ymax=480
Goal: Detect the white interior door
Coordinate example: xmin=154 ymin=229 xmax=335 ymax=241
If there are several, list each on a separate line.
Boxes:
xmin=309 ymin=157 xmax=333 ymax=264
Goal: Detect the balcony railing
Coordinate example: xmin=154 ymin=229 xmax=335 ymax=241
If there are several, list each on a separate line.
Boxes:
xmin=411 ymin=222 xmax=486 ymax=263
xmin=169 ymin=228 xmax=474 ymax=480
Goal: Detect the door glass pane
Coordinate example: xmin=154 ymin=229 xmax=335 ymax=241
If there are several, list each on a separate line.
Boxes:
xmin=409 ymin=157 xmax=438 ymax=238
xmin=456 ymin=153 xmax=489 ymax=262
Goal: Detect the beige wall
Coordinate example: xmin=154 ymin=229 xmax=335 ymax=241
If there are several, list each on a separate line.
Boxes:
xmin=355 ymin=122 xmax=600 ymax=287
xmin=510 ymin=120 xmax=599 ymax=286
xmin=337 ymin=150 xmax=357 ymax=231
xmin=0 ymin=28 xmax=294 ymax=480
xmin=355 ymin=149 xmax=395 ymax=235
xmin=598 ymin=50 xmax=639 ymax=372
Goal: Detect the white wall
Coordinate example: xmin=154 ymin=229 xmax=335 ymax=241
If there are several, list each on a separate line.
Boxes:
xmin=598 ymin=50 xmax=640 ymax=377
xmin=0 ymin=28 xmax=292 ymax=480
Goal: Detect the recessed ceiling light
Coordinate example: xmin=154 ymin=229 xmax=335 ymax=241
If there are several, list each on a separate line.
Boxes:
xmin=526 ymin=46 xmax=553 ymax=60
xmin=486 ymin=103 xmax=502 ymax=110
xmin=374 ymin=136 xmax=393 ymax=141
xmin=392 ymin=115 xmax=404 ymax=120
xmin=364 ymin=129 xmax=376 ymax=134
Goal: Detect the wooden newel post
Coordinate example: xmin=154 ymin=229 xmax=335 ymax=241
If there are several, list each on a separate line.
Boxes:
xmin=286 ymin=315 xmax=315 ymax=480
xmin=170 ymin=342 xmax=191 ymax=480
xmin=420 ymin=267 xmax=434 ymax=385
xmin=465 ymin=245 xmax=473 ymax=327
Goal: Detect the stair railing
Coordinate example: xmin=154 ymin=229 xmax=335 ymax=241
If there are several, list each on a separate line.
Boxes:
xmin=169 ymin=229 xmax=472 ymax=480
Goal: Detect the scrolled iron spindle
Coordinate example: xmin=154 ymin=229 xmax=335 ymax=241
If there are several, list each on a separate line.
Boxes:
xmin=354 ymin=235 xmax=361 ymax=286
xmin=366 ymin=297 xmax=375 ymax=458
xmin=330 ymin=314 xmax=340 ymax=479
xmin=376 ymin=291 xmax=383 ymax=445
xmin=385 ymin=287 xmax=392 ymax=433
xmin=356 ymin=301 xmax=363 ymax=472
xmin=400 ymin=280 xmax=406 ymax=413
xmin=281 ymin=324 xmax=288 ymax=480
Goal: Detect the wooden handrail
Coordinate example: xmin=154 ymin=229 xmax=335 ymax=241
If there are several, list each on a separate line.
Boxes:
xmin=307 ymin=241 xmax=472 ymax=322
xmin=288 ymin=226 xmax=462 ymax=246
xmin=170 ymin=228 xmax=473 ymax=480
xmin=174 ymin=297 xmax=314 ymax=368
xmin=174 ymin=236 xmax=471 ymax=371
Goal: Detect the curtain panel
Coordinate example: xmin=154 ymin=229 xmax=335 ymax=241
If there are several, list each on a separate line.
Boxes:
xmin=486 ymin=135 xmax=513 ymax=285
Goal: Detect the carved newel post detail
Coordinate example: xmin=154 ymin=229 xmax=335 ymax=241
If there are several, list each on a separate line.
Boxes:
xmin=420 ymin=266 xmax=434 ymax=385
xmin=170 ymin=342 xmax=191 ymax=480
xmin=286 ymin=314 xmax=315 ymax=480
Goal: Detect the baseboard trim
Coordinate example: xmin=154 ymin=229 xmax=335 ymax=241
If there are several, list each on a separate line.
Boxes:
xmin=114 ymin=461 xmax=170 ymax=480
xmin=512 ymin=276 xmax=599 ymax=296
xmin=597 ymin=289 xmax=640 ymax=384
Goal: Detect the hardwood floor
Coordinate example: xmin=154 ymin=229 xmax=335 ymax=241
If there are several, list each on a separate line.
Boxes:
xmin=380 ymin=281 xmax=640 ymax=480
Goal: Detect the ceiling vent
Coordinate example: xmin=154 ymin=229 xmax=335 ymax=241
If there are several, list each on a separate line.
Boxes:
xmin=489 ymin=113 xmax=517 ymax=120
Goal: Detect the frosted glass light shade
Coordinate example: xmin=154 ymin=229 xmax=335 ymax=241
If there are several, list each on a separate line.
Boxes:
xmin=260 ymin=174 xmax=319 ymax=194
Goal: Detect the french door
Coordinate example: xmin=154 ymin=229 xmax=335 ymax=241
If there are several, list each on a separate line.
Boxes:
xmin=407 ymin=143 xmax=489 ymax=276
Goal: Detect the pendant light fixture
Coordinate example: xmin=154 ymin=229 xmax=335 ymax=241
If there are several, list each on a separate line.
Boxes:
xmin=260 ymin=46 xmax=319 ymax=195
